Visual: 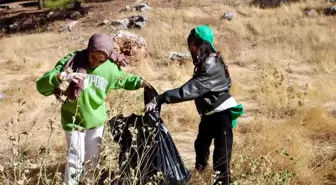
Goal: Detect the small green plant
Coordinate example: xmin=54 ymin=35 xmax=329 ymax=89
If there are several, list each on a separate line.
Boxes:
xmin=44 ymin=0 xmax=83 ymax=10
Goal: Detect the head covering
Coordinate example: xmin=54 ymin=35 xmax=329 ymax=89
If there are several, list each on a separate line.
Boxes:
xmin=87 ymin=33 xmax=115 ymax=57
xmin=88 ymin=33 xmax=128 ymax=67
xmin=194 ymin=25 xmax=216 ymax=51
xmin=54 ymin=33 xmax=128 ymax=101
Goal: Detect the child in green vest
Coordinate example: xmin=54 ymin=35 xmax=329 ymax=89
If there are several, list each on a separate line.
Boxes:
xmin=36 ymin=33 xmax=150 ymax=185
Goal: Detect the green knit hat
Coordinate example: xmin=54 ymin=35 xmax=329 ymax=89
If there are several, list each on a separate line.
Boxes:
xmin=194 ymin=25 xmax=216 ymax=51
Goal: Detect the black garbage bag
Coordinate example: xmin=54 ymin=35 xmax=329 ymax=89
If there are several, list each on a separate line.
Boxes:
xmin=109 ymin=87 xmax=191 ymax=185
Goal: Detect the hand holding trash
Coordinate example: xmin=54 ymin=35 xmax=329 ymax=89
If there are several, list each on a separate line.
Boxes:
xmin=54 ymin=71 xmax=88 ymax=102
xmin=57 ymin=71 xmax=88 ymax=84
xmin=140 ymin=79 xmax=152 ymax=89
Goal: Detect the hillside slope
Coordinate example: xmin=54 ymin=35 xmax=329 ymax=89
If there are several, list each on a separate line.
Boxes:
xmin=0 ymin=0 xmax=335 ymax=184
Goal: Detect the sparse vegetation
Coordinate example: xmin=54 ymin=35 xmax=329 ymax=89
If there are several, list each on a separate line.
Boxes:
xmin=44 ymin=0 xmax=83 ymax=10
xmin=0 ymin=0 xmax=335 ymax=184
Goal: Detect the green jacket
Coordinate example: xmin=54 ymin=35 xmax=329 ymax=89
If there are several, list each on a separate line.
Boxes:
xmin=36 ymin=52 xmax=142 ymax=131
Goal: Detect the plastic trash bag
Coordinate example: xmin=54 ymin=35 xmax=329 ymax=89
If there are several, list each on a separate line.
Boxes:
xmin=109 ymin=87 xmax=191 ymax=185
xmin=156 ymin=123 xmax=191 ymax=184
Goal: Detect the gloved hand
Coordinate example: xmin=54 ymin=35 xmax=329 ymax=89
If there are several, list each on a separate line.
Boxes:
xmin=146 ymin=95 xmax=164 ymax=112
xmin=58 ymin=72 xmax=88 ymax=84
xmin=146 ymin=97 xmax=158 ymax=112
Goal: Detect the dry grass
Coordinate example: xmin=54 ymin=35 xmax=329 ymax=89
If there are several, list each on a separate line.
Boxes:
xmin=0 ymin=0 xmax=335 ymax=184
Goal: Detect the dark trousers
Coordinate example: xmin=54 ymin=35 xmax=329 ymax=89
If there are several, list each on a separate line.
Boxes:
xmin=194 ymin=109 xmax=233 ymax=184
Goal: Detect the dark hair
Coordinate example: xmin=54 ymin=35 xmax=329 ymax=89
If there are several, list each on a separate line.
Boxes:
xmin=187 ymin=29 xmax=230 ymax=78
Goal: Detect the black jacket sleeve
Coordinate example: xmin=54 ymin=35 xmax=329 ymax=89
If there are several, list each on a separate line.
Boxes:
xmin=159 ymin=69 xmax=212 ymax=104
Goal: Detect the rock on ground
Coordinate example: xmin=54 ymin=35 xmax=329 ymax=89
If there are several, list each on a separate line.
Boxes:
xmin=134 ymin=4 xmax=152 ymax=12
xmin=8 ymin=22 xmax=19 ymax=31
xmin=324 ymin=6 xmax=336 ymax=15
xmin=111 ymin=15 xmax=147 ymax=29
xmin=111 ymin=18 xmax=130 ymax=30
xmin=112 ymin=31 xmax=148 ymax=62
xmin=168 ymin=52 xmax=191 ymax=63
xmin=223 ymin=12 xmax=236 ymax=20
xmin=119 ymin=5 xmax=131 ymax=12
xmin=128 ymin=15 xmax=147 ymax=29
xmin=59 ymin=21 xmax=78 ymax=32
xmin=98 ymin=20 xmax=110 ymax=26
xmin=69 ymin=12 xmax=81 ymax=20
xmin=119 ymin=4 xmax=152 ymax=12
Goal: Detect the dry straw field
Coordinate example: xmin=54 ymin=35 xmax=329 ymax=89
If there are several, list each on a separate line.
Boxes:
xmin=0 ymin=0 xmax=335 ymax=184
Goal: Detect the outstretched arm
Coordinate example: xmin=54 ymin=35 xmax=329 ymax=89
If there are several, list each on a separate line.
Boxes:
xmin=160 ymin=71 xmax=212 ymax=104
xmin=36 ymin=53 xmax=75 ymax=96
